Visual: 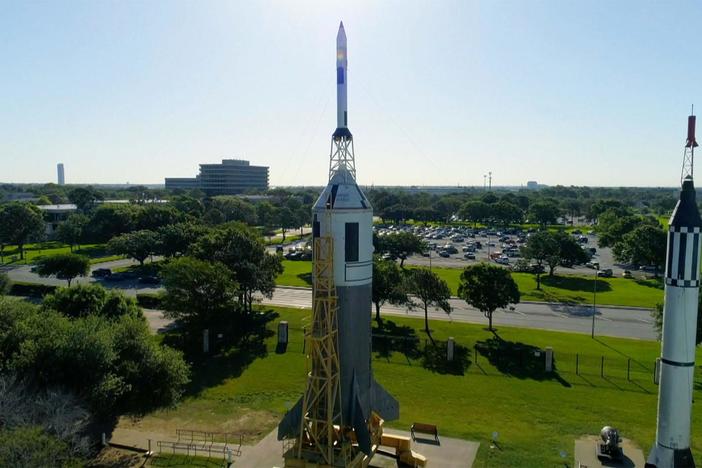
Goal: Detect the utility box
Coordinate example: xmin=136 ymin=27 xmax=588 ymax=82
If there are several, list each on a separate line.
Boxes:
xmin=447 ymin=337 xmax=455 ymax=361
xmin=545 ymin=347 xmax=553 ymax=372
xmin=278 ymin=321 xmax=289 ymax=345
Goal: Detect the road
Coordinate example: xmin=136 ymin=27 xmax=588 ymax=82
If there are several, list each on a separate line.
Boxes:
xmin=258 ymin=287 xmax=657 ymax=341
xmin=3 ymin=262 xmax=657 ymax=341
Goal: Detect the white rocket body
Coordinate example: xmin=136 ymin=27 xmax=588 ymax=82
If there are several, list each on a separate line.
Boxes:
xmin=647 ymin=176 xmax=700 ymax=468
xmin=336 ymin=23 xmax=348 ymax=129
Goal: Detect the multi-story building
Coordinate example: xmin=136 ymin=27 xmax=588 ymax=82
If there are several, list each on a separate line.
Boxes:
xmin=57 ymin=163 xmax=65 ymax=185
xmin=165 ymin=159 xmax=269 ymax=195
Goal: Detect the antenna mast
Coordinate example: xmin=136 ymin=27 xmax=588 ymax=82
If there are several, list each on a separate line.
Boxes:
xmin=681 ymin=105 xmax=698 ymax=184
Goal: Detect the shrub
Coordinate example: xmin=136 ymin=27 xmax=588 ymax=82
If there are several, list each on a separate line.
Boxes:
xmin=42 ymin=284 xmax=142 ymax=320
xmin=0 ymin=273 xmax=10 ymax=295
xmin=136 ymin=292 xmax=163 ymax=309
xmin=8 ymin=282 xmax=57 ymax=298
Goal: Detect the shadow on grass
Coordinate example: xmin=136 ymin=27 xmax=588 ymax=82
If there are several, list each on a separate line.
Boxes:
xmin=475 ymin=333 xmax=571 ymax=387
xmin=541 ymin=275 xmax=612 ymax=293
xmin=372 ymin=320 xmax=422 ymax=361
xmin=633 ymin=278 xmax=664 ymax=290
xmin=592 ymin=337 xmax=652 ymax=372
xmin=163 ymin=310 xmax=278 ymax=397
xmin=296 ymin=272 xmax=312 ymax=286
xmin=422 ymin=341 xmax=472 ymax=375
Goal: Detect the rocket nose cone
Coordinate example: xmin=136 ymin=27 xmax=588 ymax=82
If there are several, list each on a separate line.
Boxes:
xmin=337 ymin=21 xmax=347 ymax=44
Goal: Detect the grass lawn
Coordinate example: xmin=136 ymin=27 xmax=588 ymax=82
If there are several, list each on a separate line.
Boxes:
xmin=0 ymin=242 xmax=122 ymax=265
xmin=277 ymin=260 xmax=313 ymax=287
xmin=430 ymin=268 xmax=664 ymax=308
xmin=277 ymin=260 xmax=664 ymax=308
xmin=131 ymin=305 xmax=702 ymax=467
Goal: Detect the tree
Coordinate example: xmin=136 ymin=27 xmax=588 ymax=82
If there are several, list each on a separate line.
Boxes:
xmin=537 ymin=231 xmax=591 ymax=276
xmin=56 ymin=213 xmax=89 ymax=251
xmin=209 ymin=196 xmax=257 ymax=225
xmin=553 ymin=231 xmax=590 ymax=271
xmin=459 ymin=201 xmax=489 ymax=227
xmin=107 ymin=230 xmax=158 ymax=266
xmin=491 ymin=200 xmax=523 ymax=226
xmin=135 ymin=205 xmax=184 ymax=231
xmin=161 ymin=257 xmax=241 ymax=337
xmin=35 ymin=253 xmax=89 ymax=287
xmin=277 ymin=207 xmax=296 ymax=242
xmin=434 ymin=197 xmax=461 ymax=223
xmin=155 ymin=223 xmax=207 ymax=258
xmin=86 ymin=204 xmax=138 ymax=242
xmin=613 ymin=225 xmax=666 ymax=275
xmin=374 ymin=232 xmax=426 ymax=268
xmin=528 ymin=201 xmax=560 ymax=226
xmin=0 ymin=299 xmax=189 ymax=417
xmin=171 ymin=195 xmax=204 ymax=217
xmin=191 ymin=223 xmax=283 ymax=313
xmin=458 ymin=263 xmax=520 ymax=331
xmin=372 ymin=257 xmax=411 ymax=323
xmin=42 ymin=284 xmax=141 ymax=319
xmin=0 ymin=203 xmax=45 ymax=260
xmin=520 ymin=231 xmax=558 ymax=289
xmin=256 ymin=201 xmax=278 ymax=236
xmin=596 ymin=212 xmax=659 ymax=248
xmin=68 ymin=187 xmax=103 ymax=212
xmin=406 ymin=268 xmax=451 ymax=343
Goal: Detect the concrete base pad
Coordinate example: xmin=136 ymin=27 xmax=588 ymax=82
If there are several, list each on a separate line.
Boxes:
xmin=237 ymin=428 xmax=479 ymax=467
xmin=373 ymin=429 xmax=479 ymax=467
xmin=574 ymin=435 xmax=645 ymax=468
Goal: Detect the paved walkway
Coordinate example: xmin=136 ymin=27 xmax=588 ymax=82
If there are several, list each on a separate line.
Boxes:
xmin=110 ymin=425 xmax=480 ymax=467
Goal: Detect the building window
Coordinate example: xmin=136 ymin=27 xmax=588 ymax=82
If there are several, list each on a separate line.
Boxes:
xmin=345 ymin=222 xmax=359 ymax=262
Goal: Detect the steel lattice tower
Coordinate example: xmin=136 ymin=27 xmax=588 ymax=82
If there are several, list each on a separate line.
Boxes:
xmin=681 ymin=106 xmax=698 ymax=183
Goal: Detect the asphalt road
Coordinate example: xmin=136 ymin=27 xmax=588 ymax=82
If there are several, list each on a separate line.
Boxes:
xmin=3 ymin=261 xmax=657 ymax=341
xmin=259 ymin=287 xmax=657 ymax=341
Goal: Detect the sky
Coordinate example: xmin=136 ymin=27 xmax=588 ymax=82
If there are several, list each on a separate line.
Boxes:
xmin=1 ymin=1 xmax=701 ymax=187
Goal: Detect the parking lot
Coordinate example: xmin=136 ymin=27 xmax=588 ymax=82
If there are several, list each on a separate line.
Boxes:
xmin=376 ymin=224 xmax=631 ymax=277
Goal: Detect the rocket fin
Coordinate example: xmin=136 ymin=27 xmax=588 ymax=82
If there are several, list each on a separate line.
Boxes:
xmin=277 ymin=397 xmax=303 ymax=441
xmin=350 ymin=373 xmax=372 ymax=454
xmin=371 ymin=379 xmax=399 ymax=421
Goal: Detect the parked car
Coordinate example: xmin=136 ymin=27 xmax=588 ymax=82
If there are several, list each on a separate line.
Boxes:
xmin=92 ymin=268 xmax=112 ymax=278
xmin=463 ymin=253 xmax=476 ymax=260
xmin=438 ymin=251 xmax=451 ymax=258
xmin=597 ymin=269 xmax=613 ymax=278
xmin=622 ymin=270 xmax=633 ymax=278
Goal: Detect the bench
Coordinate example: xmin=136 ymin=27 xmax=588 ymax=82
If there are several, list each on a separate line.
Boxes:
xmin=410 ymin=423 xmax=439 ymax=442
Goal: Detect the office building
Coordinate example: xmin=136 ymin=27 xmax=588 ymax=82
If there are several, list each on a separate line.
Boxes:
xmin=165 ymin=159 xmax=269 ymax=195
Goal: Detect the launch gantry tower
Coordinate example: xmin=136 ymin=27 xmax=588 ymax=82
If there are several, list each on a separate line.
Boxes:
xmin=681 ymin=105 xmax=698 ymax=183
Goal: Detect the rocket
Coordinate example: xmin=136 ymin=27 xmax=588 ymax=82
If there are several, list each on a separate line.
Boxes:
xmin=336 ymin=22 xmax=348 ymax=130
xmin=647 ymin=114 xmax=701 ymax=468
xmin=278 ymin=21 xmax=399 ymax=455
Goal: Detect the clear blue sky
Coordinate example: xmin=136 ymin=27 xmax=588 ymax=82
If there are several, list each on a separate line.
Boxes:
xmin=1 ymin=1 xmax=700 ymax=187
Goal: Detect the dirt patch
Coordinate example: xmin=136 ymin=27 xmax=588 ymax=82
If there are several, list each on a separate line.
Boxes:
xmin=117 ymin=409 xmax=280 ymax=444
xmin=88 ymin=447 xmax=145 ymax=468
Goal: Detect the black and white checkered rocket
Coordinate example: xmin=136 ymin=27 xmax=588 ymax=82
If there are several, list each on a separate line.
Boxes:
xmin=647 ymin=115 xmax=701 ymax=468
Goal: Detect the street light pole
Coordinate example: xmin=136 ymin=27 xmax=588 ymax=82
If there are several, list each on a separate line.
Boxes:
xmin=591 ymin=265 xmax=599 ymax=338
